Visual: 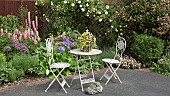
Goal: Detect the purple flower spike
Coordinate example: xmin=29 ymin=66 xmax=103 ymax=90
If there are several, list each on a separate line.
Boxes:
xmin=11 ymin=38 xmax=29 ymax=53
xmin=71 ymin=42 xmax=77 ymax=47
xmin=19 ymin=44 xmax=27 ymax=49
xmin=58 ymin=46 xmax=65 ymax=52
xmin=62 ymin=36 xmax=67 ymax=40
xmin=12 ymin=39 xmax=19 ymax=45
xmin=18 ymin=43 xmax=29 ymax=53
xmin=65 ymin=38 xmax=71 ymax=49
xmin=4 ymin=46 xmax=11 ymax=52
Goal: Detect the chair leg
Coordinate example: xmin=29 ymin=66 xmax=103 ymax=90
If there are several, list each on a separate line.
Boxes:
xmin=114 ymin=71 xmax=122 ymax=84
xmin=57 ymin=68 xmax=70 ymax=93
xmin=105 ymin=72 xmax=114 ymax=85
xmin=100 ymin=69 xmax=109 ymax=80
xmin=70 ymin=67 xmax=77 ymax=85
xmin=110 ymin=64 xmax=122 ymax=84
xmin=59 ymin=74 xmax=70 ymax=87
xmin=56 ymin=78 xmax=68 ymax=93
xmin=45 ymin=79 xmax=56 ymax=92
xmin=45 ymin=68 xmax=70 ymax=93
xmin=101 ymin=62 xmax=123 ymax=85
xmin=104 ymin=64 xmax=115 ymax=85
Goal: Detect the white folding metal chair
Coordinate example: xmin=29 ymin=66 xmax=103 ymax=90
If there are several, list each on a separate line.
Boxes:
xmin=45 ymin=38 xmax=70 ymax=93
xmin=100 ymin=36 xmax=126 ymax=85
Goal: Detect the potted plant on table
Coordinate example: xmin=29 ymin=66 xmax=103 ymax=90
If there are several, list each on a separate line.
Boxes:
xmin=78 ymin=29 xmax=96 ymax=52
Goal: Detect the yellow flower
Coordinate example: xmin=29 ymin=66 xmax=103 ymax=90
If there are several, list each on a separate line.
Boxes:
xmin=94 ymin=37 xmax=96 ymax=42
xmin=79 ymin=30 xmax=96 ymax=47
xmin=82 ymin=33 xmax=85 ymax=36
xmin=82 ymin=42 xmax=86 ymax=46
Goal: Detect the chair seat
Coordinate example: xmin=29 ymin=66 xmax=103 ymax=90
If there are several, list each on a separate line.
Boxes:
xmin=102 ymin=58 xmax=120 ymax=64
xmin=50 ymin=62 xmax=70 ymax=68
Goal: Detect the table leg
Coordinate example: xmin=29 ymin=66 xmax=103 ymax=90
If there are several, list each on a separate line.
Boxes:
xmin=71 ymin=55 xmax=96 ymax=91
xmin=89 ymin=56 xmax=95 ymax=82
xmin=77 ymin=56 xmax=84 ymax=91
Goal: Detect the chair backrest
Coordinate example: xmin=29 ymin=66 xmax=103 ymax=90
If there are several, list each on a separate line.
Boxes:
xmin=114 ymin=36 xmax=126 ymax=60
xmin=46 ymin=38 xmax=53 ymax=65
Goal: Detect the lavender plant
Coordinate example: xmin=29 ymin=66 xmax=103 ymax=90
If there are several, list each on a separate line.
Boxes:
xmin=3 ymin=46 xmax=11 ymax=52
xmin=12 ymin=39 xmax=29 ymax=54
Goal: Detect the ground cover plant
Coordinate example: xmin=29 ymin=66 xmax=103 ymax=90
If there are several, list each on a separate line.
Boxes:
xmin=151 ymin=55 xmax=170 ymax=76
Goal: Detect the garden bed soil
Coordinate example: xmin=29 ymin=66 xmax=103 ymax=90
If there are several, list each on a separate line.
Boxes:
xmin=0 ymin=77 xmax=51 ymax=92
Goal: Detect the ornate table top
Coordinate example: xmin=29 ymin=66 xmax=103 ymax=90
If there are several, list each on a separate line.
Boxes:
xmin=70 ymin=49 xmax=102 ymax=56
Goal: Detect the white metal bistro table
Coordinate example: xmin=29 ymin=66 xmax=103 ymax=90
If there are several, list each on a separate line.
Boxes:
xmin=69 ymin=49 xmax=102 ymax=91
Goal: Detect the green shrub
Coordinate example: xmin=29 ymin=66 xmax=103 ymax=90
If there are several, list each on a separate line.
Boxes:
xmin=0 ymin=53 xmax=23 ymax=83
xmin=164 ymin=42 xmax=170 ymax=56
xmin=0 ymin=64 xmax=11 ymax=83
xmin=115 ymin=0 xmax=170 ymax=54
xmin=0 ymin=34 xmax=12 ymax=51
xmin=0 ymin=53 xmax=6 ymax=64
xmin=0 ymin=15 xmax=20 ymax=32
xmin=150 ymin=55 xmax=170 ymax=76
xmin=131 ymin=34 xmax=164 ymax=66
xmin=8 ymin=67 xmax=24 ymax=82
xmin=11 ymin=54 xmax=39 ymax=75
xmin=0 ymin=63 xmax=24 ymax=83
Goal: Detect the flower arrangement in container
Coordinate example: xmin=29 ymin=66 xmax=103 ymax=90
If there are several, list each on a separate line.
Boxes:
xmin=78 ymin=29 xmax=96 ymax=52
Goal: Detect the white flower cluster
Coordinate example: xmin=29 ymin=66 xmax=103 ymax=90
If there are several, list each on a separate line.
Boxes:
xmin=62 ymin=0 xmax=112 ymax=24
xmin=64 ymin=0 xmax=67 ymax=4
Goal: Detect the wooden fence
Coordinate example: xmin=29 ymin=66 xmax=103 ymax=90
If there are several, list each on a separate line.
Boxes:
xmin=0 ymin=0 xmax=35 ymax=16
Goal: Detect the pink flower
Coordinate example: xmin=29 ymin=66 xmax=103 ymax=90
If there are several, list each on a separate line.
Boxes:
xmin=31 ymin=30 xmax=34 ymax=36
xmin=32 ymin=21 xmax=37 ymax=32
xmin=0 ymin=28 xmax=4 ymax=36
xmin=32 ymin=37 xmax=35 ymax=41
xmin=33 ymin=39 xmax=38 ymax=46
xmin=37 ymin=36 xmax=41 ymax=41
xmin=27 ymin=29 xmax=31 ymax=40
xmin=35 ymin=16 xmax=38 ymax=29
xmin=12 ymin=34 xmax=17 ymax=40
xmin=36 ymin=31 xmax=39 ymax=36
xmin=28 ymin=12 xmax=31 ymax=27
xmin=24 ymin=32 xmax=27 ymax=40
xmin=55 ymin=35 xmax=62 ymax=40
xmin=14 ymin=29 xmax=19 ymax=35
xmin=19 ymin=34 xmax=23 ymax=41
xmin=8 ymin=33 xmax=12 ymax=39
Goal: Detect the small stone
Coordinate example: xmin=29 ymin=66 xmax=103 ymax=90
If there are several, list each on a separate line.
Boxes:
xmin=85 ymin=82 xmax=103 ymax=95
